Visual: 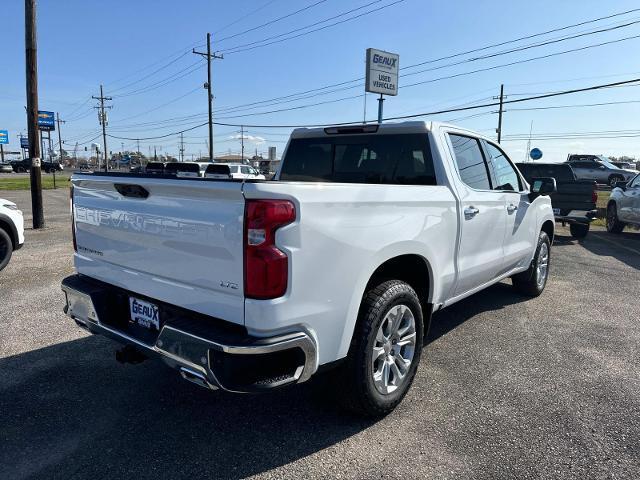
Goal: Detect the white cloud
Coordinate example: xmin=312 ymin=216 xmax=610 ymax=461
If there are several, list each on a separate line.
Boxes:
xmin=228 ymin=134 xmax=265 ymax=145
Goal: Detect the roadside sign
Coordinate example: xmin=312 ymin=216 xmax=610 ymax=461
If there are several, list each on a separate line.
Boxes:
xmin=530 ymin=148 xmax=543 ymax=160
xmin=0 ymin=130 xmax=8 ymax=144
xmin=20 ymin=137 xmax=29 ymax=148
xmin=365 ymin=48 xmax=399 ymax=96
xmin=38 ymin=110 xmax=55 ymax=131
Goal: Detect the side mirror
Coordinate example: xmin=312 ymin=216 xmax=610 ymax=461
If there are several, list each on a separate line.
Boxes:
xmin=598 ymin=165 xmax=606 ymax=170
xmin=613 ymin=181 xmax=627 ymax=191
xmin=530 ymin=177 xmax=557 ymax=199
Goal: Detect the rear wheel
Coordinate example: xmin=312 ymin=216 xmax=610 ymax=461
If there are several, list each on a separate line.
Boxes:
xmin=335 ymin=280 xmax=423 ymax=417
xmin=0 ymin=228 xmax=13 ymax=272
xmin=512 ymin=231 xmax=551 ymax=297
xmin=569 ymin=223 xmax=589 ymax=239
xmin=606 ymin=202 xmax=625 ymax=233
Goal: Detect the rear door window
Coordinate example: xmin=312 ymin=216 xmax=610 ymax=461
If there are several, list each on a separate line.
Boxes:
xmin=448 ymin=134 xmax=491 ymax=190
xmin=485 ymin=142 xmax=522 ymax=191
xmin=280 ymin=134 xmax=436 ymax=185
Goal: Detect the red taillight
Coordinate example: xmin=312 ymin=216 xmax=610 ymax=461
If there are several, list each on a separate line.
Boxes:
xmin=70 ymin=185 xmax=77 ymax=252
xmin=592 ymin=184 xmax=598 ymax=204
xmin=244 ymin=199 xmax=296 ymax=299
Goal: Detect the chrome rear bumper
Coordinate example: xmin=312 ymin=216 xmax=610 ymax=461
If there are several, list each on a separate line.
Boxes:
xmin=61 ymin=275 xmax=317 ymax=393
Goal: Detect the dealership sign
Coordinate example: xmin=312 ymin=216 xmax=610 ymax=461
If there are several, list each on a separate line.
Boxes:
xmin=365 ymin=48 xmax=399 ymax=96
xmin=0 ymin=130 xmax=8 ymax=145
xmin=38 ymin=110 xmax=55 ymax=131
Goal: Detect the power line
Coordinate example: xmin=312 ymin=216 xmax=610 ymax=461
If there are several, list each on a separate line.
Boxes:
xmin=402 ymin=7 xmax=640 ymax=72
xmin=214 ymin=0 xmax=281 ymax=35
xmin=207 ymin=34 xmax=640 ymax=121
xmin=401 ymin=32 xmax=640 ymax=90
xmin=505 ymin=99 xmax=640 ymax=112
xmin=221 ymin=0 xmax=405 ymax=55
xmin=108 ymin=51 xmax=193 ymax=94
xmin=209 ymin=8 xmax=640 ymax=114
xmin=105 ymin=76 xmax=640 ymax=137
xmin=216 ymin=0 xmax=331 ymax=43
xmin=111 ymin=86 xmax=202 ymax=123
xmin=111 ymin=59 xmax=204 ymax=98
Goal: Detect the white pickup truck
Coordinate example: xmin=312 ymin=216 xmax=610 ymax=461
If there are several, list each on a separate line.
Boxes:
xmin=62 ymin=121 xmax=556 ymax=416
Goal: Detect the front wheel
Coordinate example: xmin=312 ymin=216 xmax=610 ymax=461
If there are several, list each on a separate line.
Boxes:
xmin=606 ymin=203 xmax=625 ymax=233
xmin=512 ymin=231 xmax=551 ymax=297
xmin=569 ymin=223 xmax=589 ymax=239
xmin=0 ymin=228 xmax=13 ymax=272
xmin=335 ymin=280 xmax=423 ymax=417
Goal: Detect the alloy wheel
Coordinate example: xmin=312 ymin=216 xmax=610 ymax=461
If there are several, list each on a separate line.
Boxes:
xmin=372 ymin=304 xmax=417 ymax=395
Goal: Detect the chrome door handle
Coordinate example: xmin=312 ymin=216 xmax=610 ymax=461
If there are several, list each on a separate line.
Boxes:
xmin=464 ymin=206 xmax=479 ymax=217
xmin=507 ymin=204 xmax=518 ymax=213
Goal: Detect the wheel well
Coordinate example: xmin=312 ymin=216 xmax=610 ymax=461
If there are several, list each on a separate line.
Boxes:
xmin=0 ymin=220 xmax=16 ymax=249
xmin=541 ymin=220 xmax=554 ymax=243
xmin=366 ymin=254 xmax=431 ymax=310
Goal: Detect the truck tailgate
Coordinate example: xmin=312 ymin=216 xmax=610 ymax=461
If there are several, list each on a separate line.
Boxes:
xmin=552 ymin=180 xmax=596 ymax=213
xmin=72 ymin=175 xmax=245 ymax=325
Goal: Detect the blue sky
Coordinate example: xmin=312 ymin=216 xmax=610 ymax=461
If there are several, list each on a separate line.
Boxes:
xmin=2 ymin=0 xmax=640 ymax=162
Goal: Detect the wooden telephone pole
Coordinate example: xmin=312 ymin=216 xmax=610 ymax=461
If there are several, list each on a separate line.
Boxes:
xmin=193 ymin=33 xmax=223 ymax=161
xmin=93 ymin=85 xmax=112 ymax=172
xmin=496 ymin=84 xmax=505 ymax=143
xmin=25 ymin=0 xmax=44 ymax=228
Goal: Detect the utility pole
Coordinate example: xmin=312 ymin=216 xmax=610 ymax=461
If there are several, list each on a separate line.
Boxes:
xmin=193 ymin=33 xmax=223 ymax=161
xmin=93 ymin=85 xmax=112 ymax=172
xmin=136 ymin=139 xmax=140 ymax=156
xmin=179 ymin=132 xmax=185 ymax=162
xmin=56 ymin=112 xmax=65 ymax=163
xmin=496 ymin=84 xmax=504 ymax=143
xmin=154 ymin=146 xmax=157 ymax=161
xmin=240 ymin=125 xmax=245 ymax=162
xmin=25 ymin=0 xmax=44 ymax=229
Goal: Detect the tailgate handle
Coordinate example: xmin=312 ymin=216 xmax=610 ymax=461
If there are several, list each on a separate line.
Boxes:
xmin=114 ymin=183 xmax=149 ymax=199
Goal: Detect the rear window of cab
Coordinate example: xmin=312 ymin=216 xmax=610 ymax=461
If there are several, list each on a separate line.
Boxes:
xmin=280 ymin=133 xmax=437 ymax=185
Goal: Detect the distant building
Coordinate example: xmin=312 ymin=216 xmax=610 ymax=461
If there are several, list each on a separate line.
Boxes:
xmin=213 ymin=154 xmax=247 ymax=163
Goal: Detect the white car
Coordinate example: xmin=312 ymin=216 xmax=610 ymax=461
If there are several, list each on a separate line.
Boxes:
xmin=0 ymin=199 xmax=25 ymax=271
xmin=204 ymin=163 xmax=265 ymax=180
xmin=62 ymin=121 xmax=555 ymax=415
xmin=607 ymin=173 xmax=640 ymax=233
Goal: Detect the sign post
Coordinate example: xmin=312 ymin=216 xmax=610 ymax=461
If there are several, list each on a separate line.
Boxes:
xmin=0 ymin=130 xmax=8 ymax=163
xmin=365 ymin=48 xmax=399 ymax=124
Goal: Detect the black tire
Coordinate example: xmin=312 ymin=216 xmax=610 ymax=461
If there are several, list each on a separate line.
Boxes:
xmin=0 ymin=228 xmax=13 ymax=272
xmin=335 ymin=280 xmax=424 ymax=417
xmin=606 ymin=202 xmax=625 ymax=233
xmin=512 ymin=231 xmax=551 ymax=297
xmin=16 ymin=167 xmax=25 ymax=173
xmin=569 ymin=223 xmax=589 ymax=239
xmin=608 ymin=174 xmax=624 ymax=187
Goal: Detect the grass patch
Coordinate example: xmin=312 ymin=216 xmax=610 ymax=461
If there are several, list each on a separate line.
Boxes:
xmin=0 ymin=175 xmax=70 ymax=191
xmin=596 ymin=190 xmax=610 ymax=210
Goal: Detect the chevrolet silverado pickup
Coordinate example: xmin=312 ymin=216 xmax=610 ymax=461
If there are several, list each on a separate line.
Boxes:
xmin=62 ymin=122 xmax=556 ymax=416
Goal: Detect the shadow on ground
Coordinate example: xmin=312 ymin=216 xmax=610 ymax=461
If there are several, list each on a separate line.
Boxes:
xmin=0 ymin=282 xmax=529 ymax=480
xmin=554 ymin=230 xmax=640 ymax=271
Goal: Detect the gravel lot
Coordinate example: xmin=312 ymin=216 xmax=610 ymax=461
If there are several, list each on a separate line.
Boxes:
xmin=1 ymin=188 xmax=639 ymax=480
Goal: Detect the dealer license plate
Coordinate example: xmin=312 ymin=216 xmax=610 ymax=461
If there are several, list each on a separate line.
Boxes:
xmin=129 ymin=297 xmax=160 ymax=331
xmin=553 ymin=208 xmax=561 ymax=215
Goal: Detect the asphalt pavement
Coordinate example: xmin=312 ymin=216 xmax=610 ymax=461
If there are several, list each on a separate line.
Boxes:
xmin=1 ymin=188 xmax=639 ymax=480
